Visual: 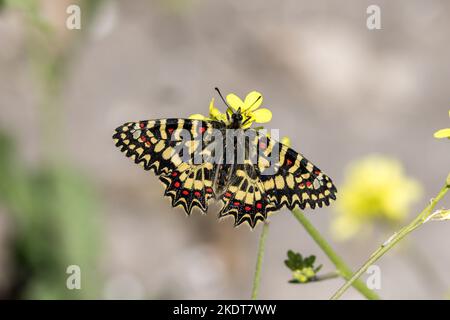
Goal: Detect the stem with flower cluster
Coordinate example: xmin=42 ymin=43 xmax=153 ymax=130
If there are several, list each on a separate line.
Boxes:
xmin=330 ymin=182 xmax=449 ymax=300
xmin=290 ymin=209 xmax=380 ymax=300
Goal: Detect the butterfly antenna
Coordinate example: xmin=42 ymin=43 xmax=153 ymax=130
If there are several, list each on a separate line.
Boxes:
xmin=215 ymin=87 xmax=232 ymax=111
xmin=250 ymin=95 xmax=262 ymax=108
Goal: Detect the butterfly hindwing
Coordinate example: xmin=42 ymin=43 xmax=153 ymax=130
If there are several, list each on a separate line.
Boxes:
xmin=218 ymin=131 xmax=337 ymax=227
xmin=256 ymin=133 xmax=337 ymax=211
xmin=159 ymin=161 xmax=217 ymax=214
xmin=218 ymin=162 xmax=277 ymax=228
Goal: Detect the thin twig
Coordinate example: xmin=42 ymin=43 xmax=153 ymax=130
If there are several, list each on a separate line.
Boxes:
xmin=251 ymin=222 xmax=270 ymax=299
xmin=330 ymin=184 xmax=449 ymax=300
xmin=291 ymin=209 xmax=380 ymax=300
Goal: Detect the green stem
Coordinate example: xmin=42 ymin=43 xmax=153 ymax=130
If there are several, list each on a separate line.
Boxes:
xmin=251 ymin=222 xmax=269 ymax=299
xmin=291 ymin=208 xmax=380 ymax=300
xmin=314 ymin=271 xmax=340 ymax=282
xmin=330 ymin=184 xmax=449 ymax=300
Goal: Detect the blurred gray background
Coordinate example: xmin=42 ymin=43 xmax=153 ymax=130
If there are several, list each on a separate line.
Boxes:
xmin=0 ymin=0 xmax=449 ymax=299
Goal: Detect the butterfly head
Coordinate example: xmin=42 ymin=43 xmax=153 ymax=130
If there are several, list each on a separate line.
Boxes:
xmin=230 ymin=108 xmax=245 ymax=128
xmin=214 ymin=88 xmax=251 ymax=129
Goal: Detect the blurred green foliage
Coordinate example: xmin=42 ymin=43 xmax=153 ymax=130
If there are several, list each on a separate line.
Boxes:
xmin=0 ymin=132 xmax=101 ymax=299
xmin=0 ymin=0 xmax=104 ymax=299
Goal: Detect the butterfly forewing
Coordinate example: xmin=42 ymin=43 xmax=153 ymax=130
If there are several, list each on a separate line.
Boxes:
xmin=113 ymin=118 xmax=224 ymax=214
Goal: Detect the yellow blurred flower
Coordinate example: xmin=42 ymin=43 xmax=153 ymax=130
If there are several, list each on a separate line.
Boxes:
xmin=332 ymin=155 xmax=422 ymax=241
xmin=433 ymin=110 xmax=450 ymax=139
xmin=281 ymin=136 xmax=291 ymax=147
xmin=189 ymin=91 xmax=272 ymax=129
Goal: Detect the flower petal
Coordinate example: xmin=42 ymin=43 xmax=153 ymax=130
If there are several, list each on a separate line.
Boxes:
xmin=252 ymin=108 xmax=272 ymax=123
xmin=189 ymin=114 xmax=208 ymax=120
xmin=209 ymin=98 xmax=222 ymax=119
xmin=226 ymin=93 xmax=244 ymax=111
xmin=434 ymin=128 xmax=450 ymax=139
xmin=216 ymin=113 xmax=228 ymax=122
xmin=244 ymin=91 xmax=263 ymax=112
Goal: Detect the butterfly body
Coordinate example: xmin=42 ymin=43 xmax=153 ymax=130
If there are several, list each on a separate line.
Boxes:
xmin=113 ymin=113 xmax=337 ymax=228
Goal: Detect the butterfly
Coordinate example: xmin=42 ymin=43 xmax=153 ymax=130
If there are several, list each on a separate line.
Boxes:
xmin=112 ymin=89 xmax=337 ymax=228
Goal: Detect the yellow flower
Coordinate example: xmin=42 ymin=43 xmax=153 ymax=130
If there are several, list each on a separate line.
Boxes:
xmin=226 ymin=91 xmax=272 ymax=128
xmin=433 ymin=110 xmax=450 ymax=139
xmin=189 ymin=91 xmax=272 ymax=129
xmin=331 ymin=155 xmax=422 ymax=241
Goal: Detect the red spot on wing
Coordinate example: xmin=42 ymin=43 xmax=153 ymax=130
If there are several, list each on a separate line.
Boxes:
xmin=194 ymin=191 xmax=201 ymax=197
xmin=314 ymin=170 xmax=321 ymax=175
xmin=306 ymin=181 xmax=312 ymax=187
xmin=174 ymin=181 xmax=180 ymax=188
xmin=205 ymin=187 xmax=213 ymax=194
xmin=286 ymin=159 xmax=293 ymax=166
xmin=224 ymin=192 xmax=232 ymax=198
xmin=200 ymin=127 xmax=206 ymax=134
xmin=245 ymin=206 xmax=252 ymax=212
xmin=141 ymin=135 xmax=147 ymax=142
xmin=182 ymin=190 xmax=189 ymax=196
xmin=139 ymin=122 xmax=145 ymax=128
xmin=233 ymin=201 xmax=240 ymax=206
xmin=171 ymin=171 xmax=178 ymax=177
xmin=256 ymin=203 xmax=262 ymax=209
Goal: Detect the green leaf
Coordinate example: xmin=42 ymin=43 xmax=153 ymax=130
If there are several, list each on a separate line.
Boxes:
xmin=287 ymin=250 xmax=296 ymax=261
xmin=284 ymin=259 xmax=294 ymax=271
xmin=304 ymin=255 xmax=316 ymax=267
